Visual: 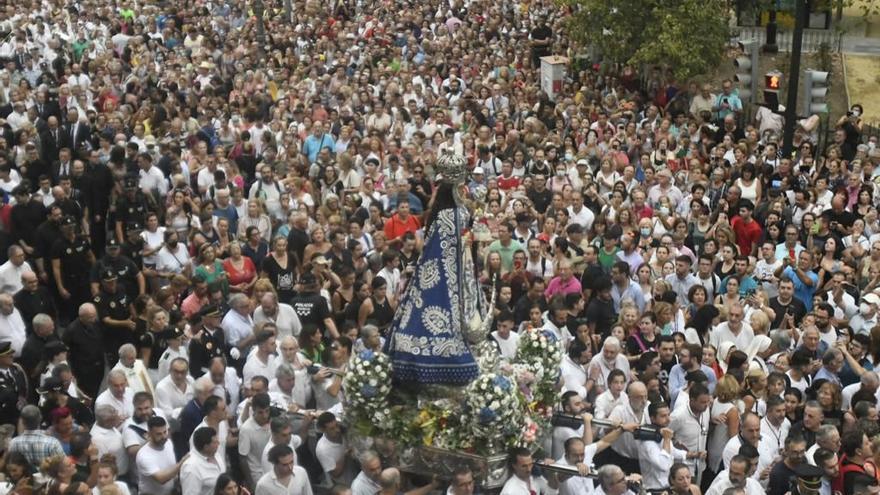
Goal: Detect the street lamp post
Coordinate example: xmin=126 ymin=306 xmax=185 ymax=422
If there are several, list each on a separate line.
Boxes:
xmin=764 ymin=3 xmax=779 ymax=53
xmin=782 ymin=0 xmax=807 ymax=157
xmin=254 ymin=0 xmax=266 ymax=56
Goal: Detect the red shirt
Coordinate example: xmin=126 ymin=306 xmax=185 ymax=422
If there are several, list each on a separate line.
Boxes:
xmin=732 ymin=216 xmax=763 ymax=255
xmin=384 ymin=213 xmax=421 ymax=241
xmin=497 ymin=175 xmax=521 ymax=191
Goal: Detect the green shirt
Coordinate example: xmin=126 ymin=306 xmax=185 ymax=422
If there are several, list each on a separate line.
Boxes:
xmin=598 ymin=246 xmax=619 ymax=271
xmin=488 ymin=239 xmax=524 ymax=273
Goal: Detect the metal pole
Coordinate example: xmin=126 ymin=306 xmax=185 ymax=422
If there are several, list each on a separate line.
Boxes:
xmin=284 ymin=0 xmax=291 ymax=23
xmin=764 ymin=3 xmax=779 ymax=53
xmin=782 ymin=0 xmax=807 ymax=157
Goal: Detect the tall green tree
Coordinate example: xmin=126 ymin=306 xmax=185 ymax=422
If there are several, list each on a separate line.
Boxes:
xmin=563 ymin=0 xmax=731 ymax=81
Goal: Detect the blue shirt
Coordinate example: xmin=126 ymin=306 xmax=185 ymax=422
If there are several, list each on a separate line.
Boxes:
xmin=715 ymin=92 xmax=743 ymax=120
xmin=720 ymin=275 xmax=758 ymax=296
xmin=783 ymin=266 xmax=819 ymax=311
xmin=302 ymin=133 xmax=336 ymax=163
xmin=612 ymin=281 xmax=646 ymax=313
xmin=669 ymin=364 xmax=718 ymax=406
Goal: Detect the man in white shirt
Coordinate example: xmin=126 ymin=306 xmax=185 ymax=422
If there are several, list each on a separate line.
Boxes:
xmin=222 ymin=293 xmax=256 ymax=359
xmin=806 ymin=425 xmax=841 ymax=466
xmin=122 ymin=391 xmax=166 ymax=470
xmin=593 ymin=464 xmax=640 ymax=495
xmin=180 ymin=426 xmax=223 ymax=495
xmin=254 ymin=293 xmax=301 ymax=339
xmin=316 ymin=412 xmax=356 ymax=487
xmin=491 ymin=310 xmax=520 ymax=361
xmin=669 ymin=383 xmax=711 ymax=484
xmin=112 ymin=343 xmax=155 ymax=397
xmin=91 ymin=405 xmax=128 ymax=477
xmin=761 ymin=396 xmax=791 ymax=468
xmin=201 ymin=357 xmax=241 ymax=416
xmin=0 ymin=293 xmax=26 ymax=357
xmin=155 ymin=231 xmax=191 ymax=278
xmin=605 ymin=381 xmax=651 ymax=474
xmin=842 ymin=372 xmax=880 ymax=411
xmin=244 ymin=329 xmax=279 ymax=384
xmin=640 ymin=401 xmax=688 ymax=490
xmin=238 ymin=392 xmax=272 ymax=489
xmin=376 ymin=251 xmax=402 ymax=300
xmin=255 ymin=444 xmax=313 ymax=495
xmin=555 ymin=437 xmax=595 ymax=495
xmin=136 ymin=416 xmax=184 ymax=495
xmin=260 ymin=414 xmax=311 ymax=475
xmin=352 ymin=450 xmax=383 ymax=495
xmin=0 ymin=245 xmax=32 ymax=294
xmin=500 ymin=447 xmax=559 ymax=495
xmin=137 ymin=153 xmax=168 ymax=199
xmin=552 ymin=392 xmax=591 ymax=460
xmin=566 ymin=190 xmax=595 ymax=232
xmin=705 ymin=455 xmax=764 ymax=495
xmin=709 ymin=303 xmax=754 ymax=351
xmin=95 ymin=369 xmax=134 ymax=422
xmin=722 ymin=412 xmax=775 ymax=486
xmin=155 ymin=357 xmax=193 ymax=430
xmin=755 ymin=241 xmax=782 ymax=299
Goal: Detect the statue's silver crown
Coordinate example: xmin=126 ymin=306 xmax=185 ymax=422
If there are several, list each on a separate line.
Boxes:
xmin=435 ymin=152 xmax=468 ymax=185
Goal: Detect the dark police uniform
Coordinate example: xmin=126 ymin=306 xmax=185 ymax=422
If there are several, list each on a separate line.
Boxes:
xmin=139 ymin=325 xmax=174 ymax=372
xmin=122 ymin=223 xmax=145 ymax=269
xmin=50 ymin=216 xmax=94 ymax=319
xmin=187 ymin=305 xmax=226 ymax=377
xmin=114 ymin=178 xmax=155 ymax=234
xmin=0 ymin=342 xmax=28 ymax=426
xmin=290 ymin=273 xmax=332 ymax=336
xmin=91 ymin=239 xmax=142 ymax=301
xmin=62 ymin=314 xmax=105 ymax=399
xmin=94 ymin=275 xmax=134 ymax=362
xmin=38 ymin=377 xmax=94 ymax=427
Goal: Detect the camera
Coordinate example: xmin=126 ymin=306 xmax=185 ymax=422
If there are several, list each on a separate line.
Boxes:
xmin=627 ymin=480 xmax=642 ymax=493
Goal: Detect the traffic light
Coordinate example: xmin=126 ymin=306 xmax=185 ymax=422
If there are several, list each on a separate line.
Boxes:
xmin=734 ymin=40 xmax=759 ymax=104
xmin=802 ymin=69 xmax=829 ymax=114
xmin=765 ymin=71 xmax=782 ymax=92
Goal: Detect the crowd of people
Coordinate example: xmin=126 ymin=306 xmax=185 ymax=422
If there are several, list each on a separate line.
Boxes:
xmin=0 ymin=0 xmax=879 ymax=494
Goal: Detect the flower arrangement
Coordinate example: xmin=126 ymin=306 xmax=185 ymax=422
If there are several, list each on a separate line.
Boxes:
xmin=343 ymin=328 xmax=562 ymax=456
xmin=460 ymin=373 xmax=524 ymax=452
xmin=342 ymin=350 xmax=393 ymax=436
xmin=514 ymin=326 xmax=563 ymax=407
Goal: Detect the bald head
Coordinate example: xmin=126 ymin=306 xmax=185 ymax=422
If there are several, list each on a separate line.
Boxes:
xmin=862 ymin=371 xmax=879 ymax=391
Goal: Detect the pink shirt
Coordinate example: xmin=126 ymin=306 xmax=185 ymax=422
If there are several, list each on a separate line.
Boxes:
xmin=544 ymin=276 xmax=582 ymax=299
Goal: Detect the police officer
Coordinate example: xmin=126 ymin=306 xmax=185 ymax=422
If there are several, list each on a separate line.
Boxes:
xmin=188 ymin=304 xmax=226 ymax=377
xmin=791 ymin=464 xmax=824 ymax=495
xmin=50 ymin=215 xmax=95 ymax=323
xmin=93 ymin=268 xmax=135 ymax=365
xmin=0 ymin=342 xmax=27 ymax=426
xmin=121 ymin=221 xmax=145 ymax=269
xmin=38 ymin=376 xmax=94 ymax=427
xmin=90 ymin=237 xmax=145 ymax=301
xmin=114 ymin=176 xmax=154 ymax=242
xmin=290 ymin=272 xmax=338 ymax=340
xmin=34 ymin=204 xmax=63 ymax=285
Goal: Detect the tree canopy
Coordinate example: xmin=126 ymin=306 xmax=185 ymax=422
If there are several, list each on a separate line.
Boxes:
xmin=563 ymin=0 xmax=731 ymax=81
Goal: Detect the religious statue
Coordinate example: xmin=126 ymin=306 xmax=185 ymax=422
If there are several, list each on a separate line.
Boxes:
xmin=384 ymin=153 xmax=488 ymax=386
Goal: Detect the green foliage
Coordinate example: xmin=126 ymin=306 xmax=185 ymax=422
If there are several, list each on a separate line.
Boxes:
xmin=564 ymin=0 xmax=731 ymax=81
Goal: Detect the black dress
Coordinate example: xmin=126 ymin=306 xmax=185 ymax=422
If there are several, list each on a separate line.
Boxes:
xmin=261 ymin=254 xmax=296 ymax=303
xmin=368 ymin=296 xmax=394 ymax=332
